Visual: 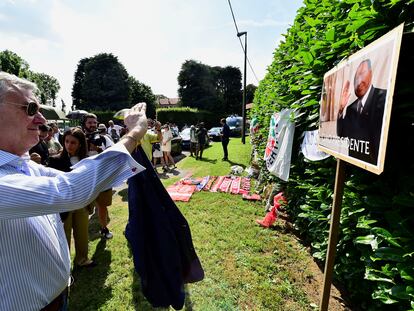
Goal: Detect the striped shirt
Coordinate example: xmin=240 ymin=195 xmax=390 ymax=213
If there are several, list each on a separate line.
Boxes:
xmin=0 ymin=144 xmax=144 ymax=311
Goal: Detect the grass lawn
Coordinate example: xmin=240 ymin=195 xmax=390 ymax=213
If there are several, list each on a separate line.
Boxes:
xmin=68 ymin=137 xmax=346 ymax=311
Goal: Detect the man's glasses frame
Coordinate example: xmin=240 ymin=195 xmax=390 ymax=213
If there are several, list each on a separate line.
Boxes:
xmin=2 ymin=101 xmax=42 ymax=116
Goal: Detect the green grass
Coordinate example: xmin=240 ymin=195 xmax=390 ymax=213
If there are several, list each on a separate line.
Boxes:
xmin=68 ymin=138 xmax=320 ymax=311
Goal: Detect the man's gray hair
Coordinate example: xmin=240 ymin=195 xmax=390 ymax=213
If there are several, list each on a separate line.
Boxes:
xmin=0 ymin=71 xmax=38 ymax=103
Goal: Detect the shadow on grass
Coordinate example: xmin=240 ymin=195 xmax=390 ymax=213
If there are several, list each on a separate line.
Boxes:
xmin=157 ymin=168 xmax=182 ymax=179
xmin=223 ymin=158 xmax=245 ymax=167
xmin=69 ymin=239 xmax=111 ymax=311
xmin=196 ymin=157 xmax=217 ymax=164
xmin=118 ymin=188 xmax=128 ymax=202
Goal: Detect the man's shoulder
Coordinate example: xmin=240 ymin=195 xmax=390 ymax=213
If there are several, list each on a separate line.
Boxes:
xmin=370 ymin=86 xmax=386 ymax=97
xmin=370 ymin=87 xmax=387 ymax=107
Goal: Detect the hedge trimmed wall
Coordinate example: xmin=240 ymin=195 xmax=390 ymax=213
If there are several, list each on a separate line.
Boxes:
xmin=91 ymin=110 xmax=118 ymax=126
xmin=156 ymin=107 xmax=218 ymax=129
xmin=251 ymin=0 xmax=414 ymax=309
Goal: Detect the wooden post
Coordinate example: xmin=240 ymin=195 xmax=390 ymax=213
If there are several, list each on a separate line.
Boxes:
xmin=320 ymin=159 xmax=346 ymax=311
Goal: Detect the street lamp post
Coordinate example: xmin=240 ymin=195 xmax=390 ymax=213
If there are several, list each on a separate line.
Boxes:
xmin=237 ymin=31 xmax=247 ymax=144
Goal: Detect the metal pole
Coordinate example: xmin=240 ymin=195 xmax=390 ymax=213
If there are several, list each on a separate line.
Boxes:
xmin=241 ymin=32 xmax=247 ymax=144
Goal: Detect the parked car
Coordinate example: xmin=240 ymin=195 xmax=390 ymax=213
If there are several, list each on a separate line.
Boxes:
xmin=170 ymin=128 xmax=182 ymax=155
xmin=208 ymin=127 xmax=222 ymax=141
xmin=180 ymin=127 xmax=209 ymax=150
xmin=226 ymin=115 xmax=242 ymax=136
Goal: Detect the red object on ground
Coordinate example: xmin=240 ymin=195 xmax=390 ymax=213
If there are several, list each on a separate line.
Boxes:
xmin=238 ymin=177 xmax=250 ymax=195
xmin=230 ymin=176 xmax=241 ymax=194
xmin=242 ymin=193 xmax=261 ymax=201
xmin=273 ymin=192 xmax=287 ymax=206
xmin=256 ymin=192 xmax=286 ymax=228
xmin=256 ymin=208 xmax=277 ymax=227
xmin=166 ymin=183 xmax=197 ymax=202
xmin=181 ymin=177 xmax=203 ymax=185
xmin=210 ymin=176 xmax=225 ymax=192
xmin=203 ymin=176 xmax=217 ymax=191
xmin=218 ymin=177 xmax=232 ymax=193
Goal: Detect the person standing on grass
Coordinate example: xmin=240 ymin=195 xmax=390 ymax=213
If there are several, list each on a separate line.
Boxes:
xmin=195 ymin=122 xmax=207 ymax=160
xmin=220 ymin=118 xmax=230 ymax=161
xmin=139 ymin=119 xmax=162 ymax=161
xmin=48 ymin=128 xmax=96 ymax=268
xmin=82 ymin=113 xmax=115 ymax=240
xmin=161 ymin=123 xmax=176 ymax=170
xmin=189 ymin=124 xmax=198 ymax=157
xmin=0 ymin=71 xmax=147 ymax=311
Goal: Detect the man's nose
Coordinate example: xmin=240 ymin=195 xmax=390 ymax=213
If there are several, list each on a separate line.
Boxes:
xmin=33 ymin=111 xmax=47 ymax=125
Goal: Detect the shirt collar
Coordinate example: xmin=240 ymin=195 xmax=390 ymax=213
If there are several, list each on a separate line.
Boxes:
xmin=0 ymin=150 xmax=30 ymax=167
xmin=360 ymin=84 xmax=373 ymax=107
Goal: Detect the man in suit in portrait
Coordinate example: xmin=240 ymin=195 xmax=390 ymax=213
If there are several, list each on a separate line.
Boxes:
xmin=337 ymin=59 xmax=387 ymax=165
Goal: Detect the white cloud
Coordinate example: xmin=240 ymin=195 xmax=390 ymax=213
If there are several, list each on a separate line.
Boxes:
xmin=1 ymin=0 xmax=303 ymax=110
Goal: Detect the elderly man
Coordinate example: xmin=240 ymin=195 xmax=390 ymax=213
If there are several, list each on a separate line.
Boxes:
xmin=0 ymin=72 xmax=147 ymax=311
xmin=107 ymin=119 xmax=122 ymax=137
xmin=337 ymin=59 xmax=386 ymax=165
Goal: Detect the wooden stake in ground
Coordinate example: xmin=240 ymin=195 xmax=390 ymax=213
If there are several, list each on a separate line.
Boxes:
xmin=320 ymin=159 xmax=346 ymax=311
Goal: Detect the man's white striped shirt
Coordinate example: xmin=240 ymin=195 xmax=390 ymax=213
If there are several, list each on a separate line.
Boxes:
xmin=0 ymin=144 xmax=143 ymax=311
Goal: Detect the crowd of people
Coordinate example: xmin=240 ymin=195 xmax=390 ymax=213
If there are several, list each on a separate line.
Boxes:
xmin=0 ymin=71 xmax=148 ymax=311
xmin=0 ymin=71 xmax=233 ymax=310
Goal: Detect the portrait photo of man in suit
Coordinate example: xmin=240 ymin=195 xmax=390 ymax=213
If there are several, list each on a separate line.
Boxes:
xmin=337 ymin=59 xmax=387 ymax=165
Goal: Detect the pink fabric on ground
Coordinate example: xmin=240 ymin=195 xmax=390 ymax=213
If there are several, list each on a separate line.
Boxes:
xmin=238 ymin=177 xmax=250 ymax=195
xmin=230 ymin=176 xmax=241 ymax=194
xmin=210 ymin=176 xmax=225 ymax=192
xmin=218 ymin=177 xmax=232 ymax=193
xmin=166 ymin=183 xmax=197 ymax=202
xmin=203 ymin=176 xmax=217 ymax=191
xmin=242 ymin=193 xmax=261 ymax=201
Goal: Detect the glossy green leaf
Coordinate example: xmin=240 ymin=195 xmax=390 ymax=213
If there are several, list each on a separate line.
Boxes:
xmin=371 ymin=247 xmax=406 ymax=262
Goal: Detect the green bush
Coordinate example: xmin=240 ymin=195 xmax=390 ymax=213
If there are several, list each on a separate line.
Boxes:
xmin=90 ymin=110 xmax=118 ymax=125
xmin=252 ymin=0 xmax=414 ymax=309
xmin=156 ymin=107 xmax=219 ymax=129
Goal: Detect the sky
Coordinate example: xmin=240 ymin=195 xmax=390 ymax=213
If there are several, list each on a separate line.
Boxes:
xmin=0 ymin=0 xmax=303 ymax=110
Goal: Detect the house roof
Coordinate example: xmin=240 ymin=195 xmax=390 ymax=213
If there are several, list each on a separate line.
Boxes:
xmin=157 ymin=98 xmax=180 ymax=106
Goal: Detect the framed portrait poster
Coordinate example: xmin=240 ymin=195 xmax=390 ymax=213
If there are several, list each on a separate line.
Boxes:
xmin=318 ymin=24 xmax=404 ymax=174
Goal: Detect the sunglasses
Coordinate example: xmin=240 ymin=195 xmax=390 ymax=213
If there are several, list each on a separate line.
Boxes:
xmin=3 ymin=101 xmax=42 ymax=116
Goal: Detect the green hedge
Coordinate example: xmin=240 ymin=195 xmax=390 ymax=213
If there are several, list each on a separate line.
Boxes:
xmin=156 ymin=107 xmax=219 ymax=129
xmin=252 ymin=0 xmax=414 ymax=309
xmin=91 ymin=110 xmax=118 ymax=126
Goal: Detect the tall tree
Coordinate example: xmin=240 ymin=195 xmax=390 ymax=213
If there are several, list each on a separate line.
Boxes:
xmin=0 ymin=50 xmax=30 ymax=77
xmin=128 ymin=76 xmax=156 ymax=119
xmin=72 ymin=53 xmax=130 ymax=111
xmin=245 ymin=83 xmax=257 ymax=104
xmin=178 ymin=60 xmax=218 ymax=111
xmin=29 ymin=72 xmax=60 ymax=106
xmin=178 ymin=60 xmax=242 ymax=115
xmin=71 ymin=57 xmax=90 ymax=110
xmin=0 ymin=50 xmax=60 ymax=105
xmin=215 ymin=66 xmax=242 ymax=114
